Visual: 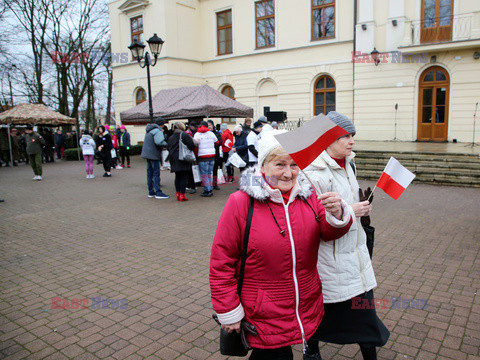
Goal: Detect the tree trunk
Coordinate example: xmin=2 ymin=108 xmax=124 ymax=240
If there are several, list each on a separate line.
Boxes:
xmin=105 ymin=70 xmax=112 ymax=126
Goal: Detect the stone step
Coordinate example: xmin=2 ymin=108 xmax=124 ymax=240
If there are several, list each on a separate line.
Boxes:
xmin=355 ymin=151 xmax=480 ymax=165
xmin=357 ymin=169 xmax=480 ymax=187
xmin=356 ymin=162 xmax=480 ymax=175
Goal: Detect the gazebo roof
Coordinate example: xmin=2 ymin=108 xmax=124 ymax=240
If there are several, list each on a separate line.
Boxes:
xmin=0 ymin=103 xmax=76 ymax=125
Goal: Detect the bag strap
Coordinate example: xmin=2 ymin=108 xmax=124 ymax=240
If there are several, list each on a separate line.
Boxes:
xmin=237 ymin=196 xmax=254 ymax=297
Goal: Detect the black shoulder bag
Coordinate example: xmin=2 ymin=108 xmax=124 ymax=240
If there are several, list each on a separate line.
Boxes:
xmin=212 ymin=196 xmax=258 ymax=356
xmin=350 ymin=160 xmax=375 ymax=259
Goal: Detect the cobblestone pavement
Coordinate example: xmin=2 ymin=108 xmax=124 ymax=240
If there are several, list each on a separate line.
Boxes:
xmin=0 ymin=156 xmax=479 ymax=360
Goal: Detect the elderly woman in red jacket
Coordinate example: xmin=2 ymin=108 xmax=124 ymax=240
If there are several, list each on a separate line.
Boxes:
xmin=210 ymin=131 xmax=353 ymax=360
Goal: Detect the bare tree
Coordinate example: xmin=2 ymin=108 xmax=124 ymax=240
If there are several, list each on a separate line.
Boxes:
xmin=4 ymin=0 xmax=50 ymax=104
xmin=3 ymin=0 xmax=110 ymax=127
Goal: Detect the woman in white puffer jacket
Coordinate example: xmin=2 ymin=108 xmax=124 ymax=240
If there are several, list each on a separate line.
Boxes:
xmin=302 ymin=112 xmax=389 ymax=360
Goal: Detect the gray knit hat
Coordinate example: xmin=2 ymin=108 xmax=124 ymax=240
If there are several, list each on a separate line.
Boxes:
xmin=220 ymin=123 xmax=228 ymax=131
xmin=326 ymin=111 xmax=356 ymax=136
xmin=258 ymin=115 xmax=268 ymax=123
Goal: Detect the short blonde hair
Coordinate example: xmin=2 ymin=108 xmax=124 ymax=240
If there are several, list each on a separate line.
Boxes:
xmin=263 ymin=146 xmax=289 ymax=165
xmin=174 ymin=122 xmax=186 ymax=131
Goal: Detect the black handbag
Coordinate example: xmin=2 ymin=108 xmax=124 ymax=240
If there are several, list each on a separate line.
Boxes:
xmin=213 ymin=196 xmax=257 ymax=356
xmin=351 ymin=161 xmax=375 ymax=259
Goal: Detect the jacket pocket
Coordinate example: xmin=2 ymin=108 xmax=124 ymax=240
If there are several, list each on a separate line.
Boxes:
xmin=250 ymin=289 xmax=294 ymax=320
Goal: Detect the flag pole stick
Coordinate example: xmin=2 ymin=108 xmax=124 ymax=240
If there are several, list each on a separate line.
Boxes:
xmin=367 ymin=184 xmax=377 ymax=203
xmin=300 ymin=169 xmax=324 ymax=195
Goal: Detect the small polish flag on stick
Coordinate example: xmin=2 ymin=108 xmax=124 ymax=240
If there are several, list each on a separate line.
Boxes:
xmin=274 ymin=114 xmax=348 ymax=170
xmin=375 ymin=157 xmax=415 ymax=200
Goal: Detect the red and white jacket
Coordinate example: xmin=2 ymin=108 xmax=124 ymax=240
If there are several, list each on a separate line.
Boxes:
xmin=193 ymin=126 xmax=218 ymax=159
xmin=221 ymin=129 xmax=234 ymax=153
xmin=210 ymin=167 xmax=352 ymax=349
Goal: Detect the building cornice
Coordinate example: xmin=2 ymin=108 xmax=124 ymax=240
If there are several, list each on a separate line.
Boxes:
xmin=118 ymin=0 xmax=150 ymax=14
xmin=398 ymin=38 xmax=480 ymax=54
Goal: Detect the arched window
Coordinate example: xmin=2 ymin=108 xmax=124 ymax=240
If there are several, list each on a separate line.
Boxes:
xmin=136 ymin=88 xmax=146 ymax=105
xmin=221 ymin=86 xmax=236 ymax=124
xmin=314 ymin=75 xmax=335 ymax=115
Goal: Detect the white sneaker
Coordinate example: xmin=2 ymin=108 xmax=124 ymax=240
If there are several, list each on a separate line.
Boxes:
xmin=33 ymin=176 xmax=38 ymax=180
xmin=90 ymin=174 xmax=95 ymax=179
xmin=37 ymin=176 xmax=42 ymax=181
xmin=115 ymin=165 xmax=123 ymax=169
xmin=86 ymin=175 xmax=90 ymax=179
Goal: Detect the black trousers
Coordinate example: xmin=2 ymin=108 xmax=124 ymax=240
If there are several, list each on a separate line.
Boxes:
xmin=223 ymin=152 xmax=234 ymax=179
xmin=187 ymin=165 xmax=196 ymax=189
xmin=119 ymin=146 xmax=130 ymax=165
xmin=174 ymin=171 xmax=188 ymax=193
xmin=101 ymin=151 xmax=112 ymax=172
xmin=249 ymin=346 xmax=293 ymax=360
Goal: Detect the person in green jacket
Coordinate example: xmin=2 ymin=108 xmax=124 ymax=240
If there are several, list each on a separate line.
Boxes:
xmin=25 ymin=125 xmax=45 ymax=180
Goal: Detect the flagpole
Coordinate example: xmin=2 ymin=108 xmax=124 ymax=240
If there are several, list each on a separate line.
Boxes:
xmin=367 ymin=184 xmax=377 ymax=203
xmin=300 ymin=169 xmax=324 ymax=196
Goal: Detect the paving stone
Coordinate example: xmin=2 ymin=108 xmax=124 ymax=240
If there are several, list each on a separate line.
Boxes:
xmin=1 ymin=156 xmax=479 ymax=359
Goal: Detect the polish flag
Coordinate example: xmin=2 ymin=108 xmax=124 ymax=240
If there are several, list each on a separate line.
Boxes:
xmin=376 ymin=157 xmax=415 ymax=200
xmin=274 ymin=114 xmax=349 ymax=169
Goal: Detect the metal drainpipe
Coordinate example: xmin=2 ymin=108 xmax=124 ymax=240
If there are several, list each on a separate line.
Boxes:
xmin=353 ymin=0 xmax=357 ymax=123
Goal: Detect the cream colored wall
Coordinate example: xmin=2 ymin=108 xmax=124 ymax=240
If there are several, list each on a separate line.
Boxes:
xmin=109 ymin=0 xmax=480 ymax=144
xmin=353 ymin=47 xmax=480 ymax=142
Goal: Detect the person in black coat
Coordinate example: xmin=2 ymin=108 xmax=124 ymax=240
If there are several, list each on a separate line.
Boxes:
xmin=166 ymin=122 xmax=196 ymax=202
xmin=207 ymin=120 xmax=223 ymax=190
xmin=97 ymin=125 xmax=113 ymax=177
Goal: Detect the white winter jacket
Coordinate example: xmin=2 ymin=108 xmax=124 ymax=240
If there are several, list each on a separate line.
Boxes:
xmin=79 ymin=135 xmax=96 ymax=156
xmin=304 ymin=150 xmax=377 ymax=303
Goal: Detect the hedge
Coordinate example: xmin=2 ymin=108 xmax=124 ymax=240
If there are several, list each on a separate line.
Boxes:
xmin=65 ymin=144 xmax=143 ymax=161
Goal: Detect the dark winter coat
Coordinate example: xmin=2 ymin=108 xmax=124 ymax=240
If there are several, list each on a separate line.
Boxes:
xmin=25 ymin=132 xmax=45 ymax=155
xmin=54 ymin=132 xmax=67 ymax=147
xmin=119 ymin=131 xmax=131 ymax=148
xmin=97 ymin=131 xmax=112 ymax=154
xmin=233 ymin=131 xmax=249 ymax=163
xmin=166 ymin=130 xmax=196 ymax=172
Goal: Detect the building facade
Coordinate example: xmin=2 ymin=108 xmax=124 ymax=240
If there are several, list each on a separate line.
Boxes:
xmin=108 ymin=0 xmax=480 ymax=143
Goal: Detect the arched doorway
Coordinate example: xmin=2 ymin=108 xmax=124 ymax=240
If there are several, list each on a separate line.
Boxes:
xmin=417 ymin=66 xmax=450 ymax=141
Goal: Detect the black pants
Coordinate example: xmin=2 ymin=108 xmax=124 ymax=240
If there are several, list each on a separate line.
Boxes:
xmin=249 ymin=346 xmax=293 ymax=360
xmin=187 ymin=165 xmax=196 ymax=189
xmin=119 ymin=146 xmax=130 ymax=166
xmin=174 ymin=171 xmax=188 ymax=193
xmin=223 ymin=152 xmax=234 ymax=179
xmin=101 ymin=151 xmax=111 ymax=172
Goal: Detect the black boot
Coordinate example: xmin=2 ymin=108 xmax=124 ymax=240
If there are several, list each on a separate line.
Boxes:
xmin=360 ymin=345 xmax=377 ymax=360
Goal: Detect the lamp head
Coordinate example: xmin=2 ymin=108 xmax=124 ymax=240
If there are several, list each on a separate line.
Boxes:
xmin=371 ymin=47 xmax=380 ymax=66
xmin=128 ymin=40 xmax=146 ymax=60
xmin=147 ymin=33 xmax=164 ymax=57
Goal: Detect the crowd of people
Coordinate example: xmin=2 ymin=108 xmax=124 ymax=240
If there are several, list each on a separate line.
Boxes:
xmin=138 ymin=116 xmax=277 ymax=201
xmin=0 ymin=124 xmax=132 ymax=181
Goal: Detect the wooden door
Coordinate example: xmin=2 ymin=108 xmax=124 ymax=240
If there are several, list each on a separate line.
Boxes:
xmin=417 ymin=67 xmax=450 ymax=141
xmin=420 ymin=0 xmax=453 ymax=44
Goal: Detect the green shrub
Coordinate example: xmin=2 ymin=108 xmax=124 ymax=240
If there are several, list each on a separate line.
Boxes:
xmin=129 ymin=144 xmax=142 ymax=155
xmin=65 ymin=148 xmax=83 ymax=161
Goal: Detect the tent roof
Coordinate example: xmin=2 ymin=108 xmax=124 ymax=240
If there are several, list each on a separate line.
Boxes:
xmin=0 ymin=103 xmax=76 ymax=125
xmin=120 ymin=85 xmax=253 ymax=124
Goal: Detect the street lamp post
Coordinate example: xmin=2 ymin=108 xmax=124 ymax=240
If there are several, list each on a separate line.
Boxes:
xmin=128 ymin=33 xmax=165 ymax=123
